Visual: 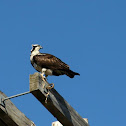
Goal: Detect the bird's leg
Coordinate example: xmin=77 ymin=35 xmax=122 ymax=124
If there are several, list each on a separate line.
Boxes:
xmin=41 ymin=69 xmax=54 ymax=103
xmin=40 ymin=73 xmax=54 ymax=89
xmin=45 ymin=75 xmax=54 ymax=90
xmin=40 ymin=72 xmax=46 ymax=88
xmin=41 ymin=69 xmax=54 ymax=89
xmin=40 ymin=73 xmax=49 ymax=103
xmin=41 ymin=73 xmax=46 ymax=81
xmin=41 ymin=68 xmax=50 ymax=90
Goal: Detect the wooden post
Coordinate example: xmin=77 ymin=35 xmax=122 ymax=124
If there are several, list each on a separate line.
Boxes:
xmin=52 ymin=118 xmax=89 ymax=126
xmin=0 ymin=91 xmax=35 ymax=126
xmin=30 ymin=72 xmax=89 ymax=126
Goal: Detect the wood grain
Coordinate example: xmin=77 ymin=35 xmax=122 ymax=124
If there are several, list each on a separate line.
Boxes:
xmin=0 ymin=91 xmax=35 ymax=126
xmin=30 ymin=72 xmax=89 ymax=126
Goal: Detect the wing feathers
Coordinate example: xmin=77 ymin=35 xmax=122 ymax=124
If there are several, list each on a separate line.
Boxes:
xmin=33 ymin=54 xmax=69 ymax=70
xmin=33 ymin=53 xmax=80 ymax=78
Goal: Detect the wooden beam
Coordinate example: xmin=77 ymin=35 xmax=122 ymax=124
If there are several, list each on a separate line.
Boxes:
xmin=30 ymin=72 xmax=89 ymax=126
xmin=0 ymin=91 xmax=35 ymax=126
xmin=52 ymin=118 xmax=89 ymax=126
xmin=0 ymin=119 xmax=7 ymax=126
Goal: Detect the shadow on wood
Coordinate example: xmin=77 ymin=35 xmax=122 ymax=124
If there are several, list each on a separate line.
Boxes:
xmin=30 ymin=72 xmax=89 ymax=126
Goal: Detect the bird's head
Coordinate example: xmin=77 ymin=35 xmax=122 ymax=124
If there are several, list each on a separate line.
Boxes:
xmin=31 ymin=44 xmax=43 ymax=53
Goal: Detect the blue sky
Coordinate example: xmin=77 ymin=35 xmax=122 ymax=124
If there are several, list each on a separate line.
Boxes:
xmin=0 ymin=0 xmax=126 ymax=126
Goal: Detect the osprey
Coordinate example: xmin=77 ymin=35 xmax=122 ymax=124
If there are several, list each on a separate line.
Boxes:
xmin=30 ymin=44 xmax=80 ymax=89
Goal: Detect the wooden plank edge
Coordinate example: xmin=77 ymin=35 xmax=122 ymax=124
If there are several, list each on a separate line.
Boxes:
xmin=0 ymin=91 xmax=35 ymax=126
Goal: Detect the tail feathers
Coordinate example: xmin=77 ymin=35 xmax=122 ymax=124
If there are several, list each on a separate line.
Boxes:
xmin=65 ymin=69 xmax=80 ymax=78
xmin=52 ymin=69 xmax=80 ymax=78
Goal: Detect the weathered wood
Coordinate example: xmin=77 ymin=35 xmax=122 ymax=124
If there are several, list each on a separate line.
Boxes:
xmin=52 ymin=118 xmax=89 ymax=126
xmin=0 ymin=91 xmax=35 ymax=126
xmin=0 ymin=119 xmax=7 ymax=126
xmin=30 ymin=72 xmax=89 ymax=126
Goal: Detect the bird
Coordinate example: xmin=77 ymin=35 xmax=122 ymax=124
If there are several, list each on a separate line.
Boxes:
xmin=30 ymin=44 xmax=80 ymax=89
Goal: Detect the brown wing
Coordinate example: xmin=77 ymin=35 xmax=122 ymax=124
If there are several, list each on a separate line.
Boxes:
xmin=33 ymin=53 xmax=70 ymax=70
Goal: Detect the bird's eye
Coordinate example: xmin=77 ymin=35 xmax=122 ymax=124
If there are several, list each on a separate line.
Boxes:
xmin=33 ymin=46 xmax=37 ymax=48
xmin=31 ymin=46 xmax=36 ymax=51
